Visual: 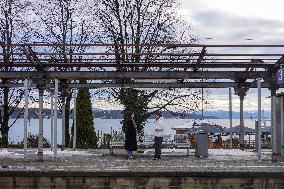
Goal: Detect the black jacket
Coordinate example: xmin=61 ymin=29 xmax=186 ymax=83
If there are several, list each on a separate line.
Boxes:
xmin=124 ymin=119 xmax=137 ymax=151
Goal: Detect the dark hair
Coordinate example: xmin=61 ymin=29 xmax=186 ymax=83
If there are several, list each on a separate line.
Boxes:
xmin=124 ymin=111 xmax=134 ymax=120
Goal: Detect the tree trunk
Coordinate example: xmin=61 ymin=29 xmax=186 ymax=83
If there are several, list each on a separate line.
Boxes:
xmin=64 ymin=91 xmax=71 ymax=147
xmin=1 ymin=87 xmax=9 ymax=147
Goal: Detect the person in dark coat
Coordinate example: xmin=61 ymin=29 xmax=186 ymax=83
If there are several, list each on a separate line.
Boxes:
xmin=124 ymin=112 xmax=137 ymax=159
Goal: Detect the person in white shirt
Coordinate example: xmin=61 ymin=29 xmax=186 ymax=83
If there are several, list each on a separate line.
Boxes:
xmin=153 ymin=111 xmax=165 ymax=160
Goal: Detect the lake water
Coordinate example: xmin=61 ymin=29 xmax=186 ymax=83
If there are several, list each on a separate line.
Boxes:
xmin=7 ymin=118 xmax=259 ymax=144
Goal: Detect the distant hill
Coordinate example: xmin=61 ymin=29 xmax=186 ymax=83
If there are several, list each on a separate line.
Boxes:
xmin=2 ymin=106 xmax=217 ymax=119
xmin=1 ymin=106 xmax=269 ymax=119
xmin=199 ymin=110 xmax=270 ymax=119
xmin=92 ymin=110 xmax=217 ymax=119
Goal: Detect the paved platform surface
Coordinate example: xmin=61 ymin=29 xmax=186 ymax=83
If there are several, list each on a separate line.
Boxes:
xmin=0 ymin=148 xmax=284 ymax=177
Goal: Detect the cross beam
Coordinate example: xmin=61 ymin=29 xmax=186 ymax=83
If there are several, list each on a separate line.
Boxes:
xmin=0 ymin=62 xmax=275 ymax=69
xmin=275 ymin=56 xmax=284 ymax=68
xmin=0 ymin=71 xmax=270 ymax=80
xmin=0 ymin=82 xmax=270 ymax=89
xmin=21 ymin=46 xmax=46 ymax=73
xmin=194 ymin=47 xmax=206 ymax=71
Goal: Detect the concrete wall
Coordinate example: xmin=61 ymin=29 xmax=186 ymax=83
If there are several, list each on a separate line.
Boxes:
xmin=0 ymin=177 xmax=284 ymax=189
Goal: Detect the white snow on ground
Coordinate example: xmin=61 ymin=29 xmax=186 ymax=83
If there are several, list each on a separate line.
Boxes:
xmin=143 ymin=148 xmax=274 ymax=161
xmin=0 ymin=149 xmax=14 ymax=156
xmin=144 ymin=148 xmax=265 ymax=156
xmin=0 ymin=149 xmax=96 ymax=158
xmin=0 ymin=148 xmax=271 ymax=159
xmin=42 ymin=149 xmax=95 ymax=157
xmin=209 ymin=149 xmax=255 ymax=156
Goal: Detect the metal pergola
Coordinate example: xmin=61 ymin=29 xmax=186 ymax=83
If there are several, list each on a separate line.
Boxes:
xmin=0 ymin=43 xmax=283 ymax=161
xmin=1 ymin=44 xmax=282 ymax=87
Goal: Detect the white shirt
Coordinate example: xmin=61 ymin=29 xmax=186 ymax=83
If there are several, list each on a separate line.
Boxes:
xmin=153 ymin=117 xmax=165 ymax=137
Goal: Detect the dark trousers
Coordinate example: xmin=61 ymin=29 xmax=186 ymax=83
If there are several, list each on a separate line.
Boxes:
xmin=154 ymin=137 xmax=163 ymax=158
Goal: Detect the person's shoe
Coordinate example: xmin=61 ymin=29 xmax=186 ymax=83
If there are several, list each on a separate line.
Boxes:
xmin=128 ymin=156 xmax=135 ymax=159
xmin=153 ymin=157 xmax=158 ymax=160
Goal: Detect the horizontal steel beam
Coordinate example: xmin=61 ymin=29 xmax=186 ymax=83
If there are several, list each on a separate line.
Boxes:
xmin=1 ymin=43 xmax=284 ymax=48
xmin=0 ymin=52 xmax=283 ymax=56
xmin=0 ymin=82 xmax=271 ymax=89
xmin=3 ymin=58 xmax=280 ymax=61
xmin=68 ymin=82 xmax=270 ymax=89
xmin=0 ymin=71 xmax=270 ymax=80
xmin=0 ymin=62 xmax=275 ymax=69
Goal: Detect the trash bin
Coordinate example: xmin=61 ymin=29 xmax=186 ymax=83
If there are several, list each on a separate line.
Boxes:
xmin=195 ymin=130 xmax=208 ymax=157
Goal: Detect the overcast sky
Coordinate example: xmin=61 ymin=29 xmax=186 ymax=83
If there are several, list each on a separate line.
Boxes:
xmin=174 ymin=0 xmax=284 ymax=112
xmin=179 ymin=0 xmax=284 ymax=44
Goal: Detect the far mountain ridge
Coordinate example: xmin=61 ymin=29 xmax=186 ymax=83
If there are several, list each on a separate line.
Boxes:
xmin=1 ymin=106 xmax=270 ymax=119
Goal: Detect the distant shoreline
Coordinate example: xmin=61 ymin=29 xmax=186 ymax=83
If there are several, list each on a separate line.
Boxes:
xmin=2 ymin=106 xmax=270 ymax=119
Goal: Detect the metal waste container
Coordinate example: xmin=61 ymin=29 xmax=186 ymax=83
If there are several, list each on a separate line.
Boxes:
xmin=195 ymin=130 xmax=208 ymax=157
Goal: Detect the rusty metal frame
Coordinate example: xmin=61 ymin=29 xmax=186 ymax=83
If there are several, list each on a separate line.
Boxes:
xmin=0 ymin=43 xmax=283 ymax=89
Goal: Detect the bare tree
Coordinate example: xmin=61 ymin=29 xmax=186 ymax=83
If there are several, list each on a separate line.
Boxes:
xmin=31 ymin=0 xmax=99 ymax=147
xmin=93 ymin=0 xmax=207 ymax=138
xmin=0 ymin=0 xmax=32 ymax=146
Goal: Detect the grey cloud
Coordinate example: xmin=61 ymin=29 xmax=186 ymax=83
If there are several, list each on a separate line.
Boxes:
xmin=178 ymin=0 xmax=284 ymax=44
xmin=192 ymin=10 xmax=284 ymax=44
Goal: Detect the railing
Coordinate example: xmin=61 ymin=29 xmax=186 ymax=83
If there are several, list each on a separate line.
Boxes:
xmin=221 ymin=139 xmax=272 ymax=149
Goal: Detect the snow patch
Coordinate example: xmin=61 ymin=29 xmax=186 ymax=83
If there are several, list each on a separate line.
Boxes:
xmin=0 ymin=149 xmax=99 ymax=158
xmin=209 ymin=149 xmax=255 ymax=156
xmin=144 ymin=148 xmax=257 ymax=156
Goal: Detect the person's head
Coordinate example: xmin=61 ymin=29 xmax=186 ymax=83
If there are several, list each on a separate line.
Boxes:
xmin=155 ymin=111 xmax=161 ymax=120
xmin=125 ymin=111 xmax=134 ymax=120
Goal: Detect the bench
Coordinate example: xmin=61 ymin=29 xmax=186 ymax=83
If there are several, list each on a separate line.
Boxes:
xmin=109 ymin=134 xmax=192 ymax=156
xmin=109 ymin=141 xmax=125 ymax=155
xmin=175 ymin=142 xmax=192 ymax=156
xmin=110 ymin=142 xmax=192 ymax=156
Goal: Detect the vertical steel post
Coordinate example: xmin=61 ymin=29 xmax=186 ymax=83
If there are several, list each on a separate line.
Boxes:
xmin=257 ymin=78 xmax=261 ymax=160
xmin=239 ymin=95 xmax=244 ymax=150
xmin=255 ymin=120 xmax=259 ymax=152
xmin=229 ymin=88 xmax=233 ymax=149
xmin=54 ymin=79 xmax=58 ymax=158
xmin=50 ymin=91 xmax=54 ymax=151
xmin=24 ymin=79 xmax=29 ymax=158
xmin=38 ymin=87 xmax=44 ymax=161
xmin=234 ymin=87 xmax=248 ymax=151
xmin=271 ymin=89 xmax=277 ymax=161
xmin=281 ymin=96 xmax=284 ymax=158
xmin=61 ymin=97 xmax=66 ymax=150
xmin=72 ymin=89 xmax=77 ymax=150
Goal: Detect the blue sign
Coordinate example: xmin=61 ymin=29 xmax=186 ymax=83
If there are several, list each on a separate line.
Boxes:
xmin=277 ymin=68 xmax=284 ymax=85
